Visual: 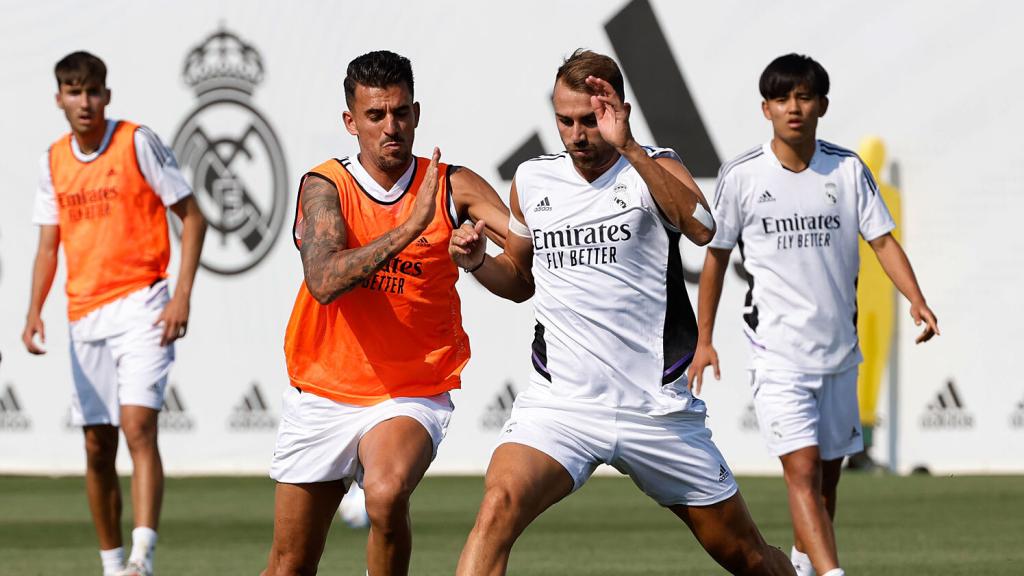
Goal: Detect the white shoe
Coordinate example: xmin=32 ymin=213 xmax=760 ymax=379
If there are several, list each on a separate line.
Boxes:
xmin=338 ymin=484 xmax=370 ymax=529
xmin=115 ymin=559 xmax=152 ymax=576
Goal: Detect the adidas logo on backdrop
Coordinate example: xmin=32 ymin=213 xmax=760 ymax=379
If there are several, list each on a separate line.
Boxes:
xmin=480 ymin=381 xmax=518 ymax=431
xmin=0 ymin=384 xmax=31 ymax=431
xmin=159 ymin=384 xmax=195 ymax=432
xmin=229 ymin=383 xmax=278 ymax=430
xmin=920 ymin=379 xmax=973 ymax=429
xmin=1010 ymin=396 xmax=1024 ymax=429
xmin=739 ymin=403 xmax=759 ymax=432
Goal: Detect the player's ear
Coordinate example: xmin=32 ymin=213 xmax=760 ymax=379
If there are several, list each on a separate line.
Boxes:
xmin=413 ymin=101 xmax=420 ymax=128
xmin=342 ymin=110 xmax=358 ymax=136
xmin=103 ymin=87 xmax=111 ymax=106
xmin=761 ymin=99 xmax=771 ymax=120
xmin=623 ymin=102 xmax=631 ymax=115
xmin=55 ymin=90 xmax=63 ymax=110
xmin=818 ymin=96 xmax=829 ymax=118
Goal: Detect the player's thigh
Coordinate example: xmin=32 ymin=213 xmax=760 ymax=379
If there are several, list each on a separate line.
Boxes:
xmin=356 ymin=394 xmax=454 ymax=493
xmin=496 ymin=403 xmax=609 ymax=494
xmin=817 ymin=366 xmax=863 ymax=461
xmin=752 ymin=369 xmax=821 ymax=457
xmin=269 ymin=480 xmax=346 ymax=570
xmin=269 ymin=388 xmax=365 ymax=485
xmin=613 ymin=412 xmax=737 ymax=507
xmin=109 ymin=319 xmax=173 ymax=412
xmin=69 ymin=338 xmax=120 ymax=427
xmin=358 ymin=416 xmax=435 ymax=499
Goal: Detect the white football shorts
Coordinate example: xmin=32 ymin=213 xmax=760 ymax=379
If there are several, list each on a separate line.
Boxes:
xmin=269 ymin=387 xmax=453 ymax=486
xmin=498 ymin=390 xmax=738 ymax=507
xmin=68 ymin=281 xmax=174 ymax=427
xmin=750 ymin=366 xmax=863 ymax=460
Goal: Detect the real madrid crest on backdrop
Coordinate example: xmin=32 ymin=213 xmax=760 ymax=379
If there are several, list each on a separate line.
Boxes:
xmin=173 ymin=27 xmax=288 ymax=275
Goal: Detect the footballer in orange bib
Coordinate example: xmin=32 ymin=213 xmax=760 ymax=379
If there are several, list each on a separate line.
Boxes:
xmin=264 ymin=50 xmax=509 ymax=576
xmin=22 ymin=52 xmax=207 ymax=576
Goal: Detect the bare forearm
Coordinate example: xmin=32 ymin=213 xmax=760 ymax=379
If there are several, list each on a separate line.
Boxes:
xmin=697 ymin=250 xmax=730 ymax=344
xmin=303 ymin=222 xmax=418 ymax=304
xmin=873 ymin=236 xmax=926 ymax=305
xmin=173 ymin=211 xmax=206 ymax=301
xmin=27 ymin=251 xmax=58 ymax=318
xmin=468 ymin=253 xmax=534 ymax=303
xmin=620 ymin=142 xmax=712 ymax=244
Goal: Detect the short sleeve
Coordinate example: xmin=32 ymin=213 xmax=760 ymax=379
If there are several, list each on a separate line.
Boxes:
xmin=32 ymin=151 xmax=59 ymax=225
xmin=636 ymin=146 xmax=684 ymax=232
xmin=855 ymin=161 xmax=896 ymax=241
xmin=708 ymin=167 xmax=742 ymax=249
xmin=134 ymin=125 xmax=193 ymax=207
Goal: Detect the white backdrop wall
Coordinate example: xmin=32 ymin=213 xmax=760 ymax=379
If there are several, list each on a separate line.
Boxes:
xmin=1 ymin=0 xmax=1021 ymax=475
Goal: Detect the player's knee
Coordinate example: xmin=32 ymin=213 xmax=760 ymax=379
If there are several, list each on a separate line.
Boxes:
xmin=83 ymin=432 xmax=117 ymax=470
xmin=475 ymin=485 xmax=527 ymax=537
xmin=709 ymin=538 xmax=772 ymax=575
xmin=363 ymin=475 xmax=413 ymax=526
xmin=121 ymin=419 xmax=158 ymax=453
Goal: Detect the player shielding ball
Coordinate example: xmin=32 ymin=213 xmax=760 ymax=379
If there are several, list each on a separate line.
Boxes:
xmin=688 ymin=54 xmax=939 ymax=576
xmin=262 ymin=50 xmax=508 ymax=576
xmin=22 ymin=51 xmax=207 ymax=576
xmin=450 ymin=49 xmax=795 ymax=576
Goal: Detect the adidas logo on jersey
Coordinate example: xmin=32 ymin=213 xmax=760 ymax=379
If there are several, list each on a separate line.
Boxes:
xmin=480 ymin=381 xmax=518 ymax=431
xmin=228 ymin=383 xmax=278 ymax=430
xmin=534 ymin=197 xmax=552 ymax=212
xmin=718 ymin=464 xmax=730 ymax=483
xmin=159 ymin=384 xmax=195 ymax=432
xmin=920 ymin=379 xmax=973 ymax=429
xmin=1010 ymin=396 xmax=1024 ymax=429
xmin=0 ymin=384 xmax=31 ymax=431
xmin=850 ymin=426 xmax=861 ymax=440
xmin=757 ymin=190 xmax=776 ymax=203
xmin=416 ymin=237 xmax=431 ymax=247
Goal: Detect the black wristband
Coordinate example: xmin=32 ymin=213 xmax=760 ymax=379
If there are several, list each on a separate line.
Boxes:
xmin=464 ymin=255 xmax=486 ymax=273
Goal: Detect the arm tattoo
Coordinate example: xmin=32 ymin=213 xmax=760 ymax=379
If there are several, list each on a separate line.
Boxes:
xmin=299 ymin=176 xmax=410 ymax=304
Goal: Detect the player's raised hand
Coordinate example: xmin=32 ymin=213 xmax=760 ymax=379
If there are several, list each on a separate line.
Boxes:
xmin=449 ymin=220 xmax=487 ymax=271
xmin=585 ymin=75 xmax=633 ymax=150
xmin=22 ymin=314 xmax=47 ymax=355
xmin=911 ymin=301 xmax=940 ymax=343
xmin=407 ymin=147 xmax=441 ymax=234
xmin=686 ymin=342 xmax=720 ymax=395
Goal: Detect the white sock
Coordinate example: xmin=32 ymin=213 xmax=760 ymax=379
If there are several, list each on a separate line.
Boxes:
xmin=100 ymin=547 xmax=124 ymax=575
xmin=822 ymin=570 xmax=845 ymax=576
xmin=791 ymin=546 xmax=815 ymax=576
xmin=129 ymin=526 xmax=158 ymax=570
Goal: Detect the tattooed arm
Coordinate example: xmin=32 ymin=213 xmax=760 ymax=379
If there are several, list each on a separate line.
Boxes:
xmin=301 ymin=148 xmax=442 ymax=304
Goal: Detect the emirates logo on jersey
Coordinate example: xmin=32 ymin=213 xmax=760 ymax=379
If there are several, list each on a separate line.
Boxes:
xmin=172 ymin=27 xmax=289 ymax=275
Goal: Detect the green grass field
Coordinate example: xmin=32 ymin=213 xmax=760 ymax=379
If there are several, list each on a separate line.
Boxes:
xmin=1 ymin=474 xmax=1021 ymax=575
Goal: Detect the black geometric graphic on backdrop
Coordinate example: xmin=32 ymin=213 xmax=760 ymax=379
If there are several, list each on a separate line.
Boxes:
xmin=496 ymin=0 xmax=720 ymax=180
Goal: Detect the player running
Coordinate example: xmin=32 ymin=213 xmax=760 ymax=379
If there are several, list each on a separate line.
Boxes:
xmin=22 ymin=51 xmax=207 ymax=576
xmin=688 ymin=54 xmax=939 ymax=576
xmin=262 ymin=50 xmax=508 ymax=576
xmin=450 ymin=49 xmax=795 ymax=576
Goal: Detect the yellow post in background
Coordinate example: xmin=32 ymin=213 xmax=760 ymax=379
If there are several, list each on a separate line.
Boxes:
xmin=853 ymin=137 xmax=901 ymax=468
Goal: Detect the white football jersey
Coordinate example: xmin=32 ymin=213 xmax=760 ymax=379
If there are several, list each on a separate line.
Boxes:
xmin=710 ymin=140 xmax=896 ymax=374
xmin=514 ymin=146 xmax=705 ymax=416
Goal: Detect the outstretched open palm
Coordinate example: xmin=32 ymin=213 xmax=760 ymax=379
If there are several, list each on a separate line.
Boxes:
xmin=585 ymin=75 xmax=632 ymax=150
